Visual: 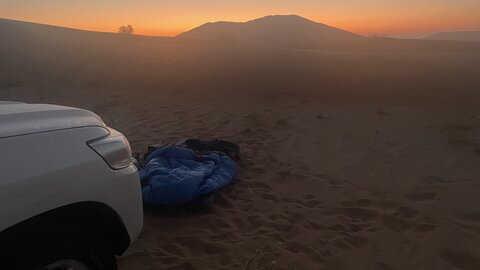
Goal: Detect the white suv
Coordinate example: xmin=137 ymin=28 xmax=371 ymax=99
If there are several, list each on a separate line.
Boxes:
xmin=0 ymin=101 xmax=143 ymax=270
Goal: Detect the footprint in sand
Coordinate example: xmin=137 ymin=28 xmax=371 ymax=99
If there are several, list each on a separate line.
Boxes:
xmin=375 ymin=262 xmax=393 ymax=270
xmin=247 ymin=214 xmax=268 ymax=228
xmin=341 ymin=207 xmax=376 ymax=222
xmin=381 ymin=214 xmax=410 ymax=232
xmin=333 ymin=198 xmax=438 ymax=234
xmin=414 ymin=223 xmax=438 ymax=232
xmin=290 ymin=197 xmax=322 ymax=208
xmin=248 ymin=181 xmax=273 ymax=192
xmin=248 ymin=167 xmax=267 ymax=175
xmin=171 ymin=236 xmax=225 ymax=255
xmin=348 ymin=235 xmax=369 ymax=249
xmin=455 ymin=212 xmax=480 ymax=223
xmin=168 ymin=262 xmax=196 ymax=270
xmin=407 ymin=191 xmax=438 ymax=202
xmin=341 ymin=198 xmax=372 ymax=208
xmin=422 ymin=176 xmax=455 ymax=185
xmin=306 ymin=220 xmax=326 ymax=231
xmin=259 ymin=193 xmax=280 ymax=203
xmin=214 ymin=194 xmax=235 ymax=208
xmin=302 ymin=199 xmax=323 ymax=208
xmin=332 ymin=233 xmax=370 ymax=251
xmin=317 ymin=175 xmax=346 ymax=188
xmin=396 ymin=206 xmax=419 ymax=219
xmin=438 ymin=250 xmax=480 ymax=270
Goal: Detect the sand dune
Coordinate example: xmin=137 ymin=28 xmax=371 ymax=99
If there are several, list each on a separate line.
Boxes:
xmin=424 ymin=31 xmax=480 ymax=42
xmin=1 ymin=17 xmax=480 ymax=269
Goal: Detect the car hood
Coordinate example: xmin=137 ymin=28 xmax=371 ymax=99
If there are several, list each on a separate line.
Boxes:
xmin=0 ymin=102 xmax=106 ymax=138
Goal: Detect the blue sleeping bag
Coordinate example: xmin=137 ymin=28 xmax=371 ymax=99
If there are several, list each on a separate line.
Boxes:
xmin=139 ymin=146 xmax=237 ymax=205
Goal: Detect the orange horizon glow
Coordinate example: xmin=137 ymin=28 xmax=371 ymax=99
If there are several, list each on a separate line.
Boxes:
xmin=1 ymin=1 xmax=480 ymax=38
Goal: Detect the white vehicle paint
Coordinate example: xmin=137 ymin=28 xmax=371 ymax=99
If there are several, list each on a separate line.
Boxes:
xmin=0 ymin=102 xmax=143 ymax=270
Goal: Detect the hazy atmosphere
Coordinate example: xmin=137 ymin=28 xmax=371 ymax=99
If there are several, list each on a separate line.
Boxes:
xmin=1 ymin=1 xmax=480 ymax=270
xmin=2 ymin=0 xmax=480 ymax=37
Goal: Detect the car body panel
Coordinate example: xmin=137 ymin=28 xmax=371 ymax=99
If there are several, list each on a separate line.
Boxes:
xmin=0 ymin=103 xmax=143 ymax=244
xmin=0 ymin=103 xmax=105 ymax=138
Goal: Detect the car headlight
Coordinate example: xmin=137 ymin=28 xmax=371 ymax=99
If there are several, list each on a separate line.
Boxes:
xmin=88 ymin=128 xmax=133 ymax=170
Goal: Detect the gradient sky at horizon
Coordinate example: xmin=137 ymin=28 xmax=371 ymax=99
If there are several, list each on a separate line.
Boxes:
xmin=1 ymin=0 xmax=479 ymax=37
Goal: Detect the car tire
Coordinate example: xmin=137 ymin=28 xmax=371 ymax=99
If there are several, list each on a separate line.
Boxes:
xmin=3 ymin=222 xmax=117 ymax=270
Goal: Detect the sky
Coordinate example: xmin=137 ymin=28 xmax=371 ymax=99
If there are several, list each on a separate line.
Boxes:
xmin=1 ymin=0 xmax=480 ymax=37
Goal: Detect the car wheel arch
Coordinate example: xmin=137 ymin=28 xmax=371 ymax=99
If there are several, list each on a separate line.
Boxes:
xmin=0 ymin=201 xmax=131 ymax=256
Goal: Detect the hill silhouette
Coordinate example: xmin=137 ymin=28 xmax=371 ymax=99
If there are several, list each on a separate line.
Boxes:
xmin=423 ymin=31 xmax=480 ymax=41
xmin=0 ymin=17 xmax=169 ymax=50
xmin=176 ymin=15 xmax=365 ymax=49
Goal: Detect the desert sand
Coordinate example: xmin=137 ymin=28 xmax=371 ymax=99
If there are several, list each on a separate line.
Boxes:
xmin=1 ymin=16 xmax=480 ymax=269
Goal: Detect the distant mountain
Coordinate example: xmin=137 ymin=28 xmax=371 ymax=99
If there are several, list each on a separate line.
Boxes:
xmin=423 ymin=31 xmax=480 ymax=41
xmin=176 ymin=15 xmax=365 ymax=49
